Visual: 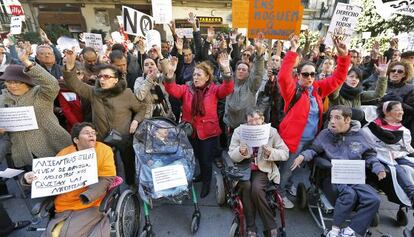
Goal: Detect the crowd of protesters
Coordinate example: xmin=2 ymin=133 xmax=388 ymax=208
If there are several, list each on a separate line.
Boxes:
xmin=0 ymin=11 xmax=414 ymax=237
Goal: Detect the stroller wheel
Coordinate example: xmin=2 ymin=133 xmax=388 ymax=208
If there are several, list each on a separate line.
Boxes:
xmin=370 ymin=213 xmax=380 ymax=227
xmin=215 ymin=173 xmax=226 ymax=206
xmin=228 ymin=221 xmax=239 ymax=237
xmin=190 ymin=215 xmax=201 ymax=233
xmin=397 ymin=208 xmax=408 ymax=226
xmin=296 ymin=183 xmax=307 ymax=210
xmin=277 ymin=227 xmax=286 ymax=237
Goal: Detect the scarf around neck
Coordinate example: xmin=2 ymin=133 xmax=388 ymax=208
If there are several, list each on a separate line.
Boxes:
xmin=368 ymin=120 xmax=403 ymax=144
xmin=339 ymin=83 xmax=363 ymax=101
xmin=191 ymin=83 xmax=209 ymax=117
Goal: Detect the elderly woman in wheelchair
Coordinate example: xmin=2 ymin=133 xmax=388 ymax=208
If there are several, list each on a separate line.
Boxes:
xmin=228 ymin=107 xmax=289 ymax=237
xmin=362 ymin=99 xmax=414 ymax=226
xmin=291 ymin=105 xmax=386 ymax=237
xmin=24 ymin=122 xmax=118 ymax=237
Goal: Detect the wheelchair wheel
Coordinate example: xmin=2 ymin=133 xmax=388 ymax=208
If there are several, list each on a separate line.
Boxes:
xmin=397 ymin=208 xmax=408 ymax=226
xmin=370 ymin=213 xmax=380 ymax=227
xmin=115 ymin=190 xmax=140 ymax=237
xmin=296 ymin=183 xmax=307 ymax=210
xmin=228 ymin=221 xmax=240 ymax=237
xmin=215 ymin=173 xmax=226 ymax=206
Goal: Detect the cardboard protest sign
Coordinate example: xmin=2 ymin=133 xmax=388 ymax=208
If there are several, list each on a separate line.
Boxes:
xmin=122 ymin=5 xmax=155 ymax=37
xmin=331 ymin=160 xmax=365 ymax=184
xmin=151 ymin=0 xmax=172 ymax=24
xmin=145 ymin=30 xmax=161 ymax=52
xmin=374 ymin=0 xmax=414 ymax=20
xmin=9 ymin=16 xmax=22 ymax=35
xmin=232 ymin=0 xmax=250 ymax=28
xmin=248 ymin=0 xmax=304 ymax=40
xmin=0 ymin=106 xmax=38 ymax=132
xmin=83 ymin=33 xmax=103 ymax=53
xmin=324 ymin=3 xmax=362 ymax=46
xmin=31 ymin=148 xmax=98 ymax=198
xmin=152 ymin=164 xmax=188 ymax=192
xmin=240 ymin=123 xmax=271 ymax=147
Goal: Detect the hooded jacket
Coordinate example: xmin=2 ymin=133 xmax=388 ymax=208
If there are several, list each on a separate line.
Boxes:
xmin=63 ymin=68 xmax=146 ymax=140
xmin=301 ymin=120 xmax=385 ymax=175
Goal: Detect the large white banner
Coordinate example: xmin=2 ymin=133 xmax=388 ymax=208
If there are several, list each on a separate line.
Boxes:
xmin=325 ymin=3 xmax=362 ymax=46
xmin=0 ymin=106 xmax=38 ymax=132
xmin=151 ymin=0 xmax=172 ymax=24
xmin=374 ymin=0 xmax=414 ymax=20
xmin=31 ymin=148 xmax=98 ymax=198
xmin=122 ymin=6 xmax=155 ymax=37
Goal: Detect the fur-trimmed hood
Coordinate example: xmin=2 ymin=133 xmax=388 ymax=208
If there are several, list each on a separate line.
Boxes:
xmin=94 ymin=78 xmax=127 ymax=98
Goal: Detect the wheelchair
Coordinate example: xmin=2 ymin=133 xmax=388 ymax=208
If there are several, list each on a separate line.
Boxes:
xmin=28 ymin=176 xmax=140 ymax=237
xmin=215 ymin=151 xmax=286 ymax=237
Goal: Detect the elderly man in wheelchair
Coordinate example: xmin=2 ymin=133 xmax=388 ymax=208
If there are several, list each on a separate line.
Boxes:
xmin=24 ymin=122 xmax=139 ymax=237
xmin=228 ymin=107 xmax=289 ymax=237
xmin=291 ymin=105 xmax=386 ymax=237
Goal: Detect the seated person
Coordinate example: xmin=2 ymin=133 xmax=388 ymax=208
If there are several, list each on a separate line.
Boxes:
xmin=228 ymin=107 xmax=289 ymax=237
xmin=138 ymin=126 xmax=193 ymax=199
xmin=24 ymin=122 xmax=116 ymax=237
xmin=362 ymin=99 xmax=414 ymax=206
xmin=291 ymin=105 xmax=386 ymax=237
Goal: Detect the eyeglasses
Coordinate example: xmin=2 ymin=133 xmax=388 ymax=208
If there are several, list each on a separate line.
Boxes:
xmin=97 ymin=74 xmax=116 ymax=80
xmin=300 ymin=72 xmax=316 ymax=78
xmin=80 ymin=131 xmax=97 ymax=136
xmin=242 ymin=53 xmax=251 ymax=57
xmin=390 ymin=69 xmax=405 ymax=74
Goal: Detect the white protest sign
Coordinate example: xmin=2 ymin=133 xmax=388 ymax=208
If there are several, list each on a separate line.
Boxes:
xmin=145 ymin=30 xmax=161 ymax=52
xmin=176 ymin=28 xmax=194 ymax=39
xmin=151 ymin=0 xmax=172 ymax=24
xmin=374 ymin=0 xmax=414 ymax=20
xmin=0 ymin=168 xmax=24 ymax=178
xmin=239 ymin=123 xmax=271 ymax=147
xmin=325 ymin=3 xmax=362 ymax=46
xmin=151 ymin=164 xmax=188 ymax=192
xmin=83 ymin=33 xmax=103 ymax=53
xmin=56 ymin=36 xmax=80 ymax=52
xmin=116 ymin=15 xmax=123 ymax=26
xmin=0 ymin=106 xmax=38 ymax=132
xmin=9 ymin=16 xmax=22 ymax=35
xmin=122 ymin=5 xmax=155 ymax=37
xmin=31 ymin=148 xmax=98 ymax=198
xmin=111 ymin=31 xmax=124 ymax=43
xmin=331 ymin=159 xmax=365 ymax=184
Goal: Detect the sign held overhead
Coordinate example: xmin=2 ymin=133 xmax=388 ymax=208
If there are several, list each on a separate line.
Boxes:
xmin=122 ymin=6 xmax=155 ymax=37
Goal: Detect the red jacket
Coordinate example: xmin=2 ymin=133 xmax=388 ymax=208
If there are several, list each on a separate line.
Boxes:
xmin=58 ymin=88 xmax=84 ymax=132
xmin=278 ymin=51 xmax=350 ymax=153
xmin=164 ymin=78 xmax=234 ymax=140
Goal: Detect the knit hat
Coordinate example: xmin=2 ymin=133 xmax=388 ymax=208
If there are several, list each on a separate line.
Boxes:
xmin=0 ymin=64 xmax=35 ymax=86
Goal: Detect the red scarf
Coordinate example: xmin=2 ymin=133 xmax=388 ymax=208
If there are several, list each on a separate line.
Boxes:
xmin=191 ymin=84 xmax=209 ymax=116
xmin=374 ymin=118 xmax=402 ymax=131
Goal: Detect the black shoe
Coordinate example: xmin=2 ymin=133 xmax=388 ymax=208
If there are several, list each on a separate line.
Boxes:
xmin=14 ymin=220 xmax=31 ymax=230
xmin=200 ymin=183 xmax=210 ymax=198
xmin=193 ymin=175 xmax=202 ymax=183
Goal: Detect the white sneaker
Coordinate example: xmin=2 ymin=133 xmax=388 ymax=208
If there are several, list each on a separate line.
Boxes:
xmin=282 ymin=196 xmax=294 ymax=209
xmin=326 ymin=229 xmax=340 ymax=237
xmin=339 ymin=227 xmax=356 ymax=237
xmin=286 ymin=185 xmax=297 ymax=197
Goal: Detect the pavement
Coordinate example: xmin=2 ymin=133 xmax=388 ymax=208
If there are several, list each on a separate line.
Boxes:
xmin=3 ymin=165 xmax=414 ymax=237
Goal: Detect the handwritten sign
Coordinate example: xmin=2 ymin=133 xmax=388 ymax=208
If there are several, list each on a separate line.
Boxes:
xmin=122 ymin=5 xmax=155 ymax=37
xmin=331 ymin=159 xmax=365 ymax=184
xmin=151 ymin=0 xmax=172 ymax=24
xmin=176 ymin=28 xmax=194 ymax=39
xmin=232 ymin=0 xmax=250 ymax=28
xmin=240 ymin=123 xmax=271 ymax=147
xmin=0 ymin=106 xmax=38 ymax=132
xmin=325 ymin=3 xmax=362 ymax=46
xmin=374 ymin=0 xmax=414 ymax=20
xmin=83 ymin=33 xmax=103 ymax=53
xmin=145 ymin=30 xmax=161 ymax=51
xmin=248 ymin=0 xmax=304 ymax=40
xmin=31 ymin=148 xmax=98 ymax=198
xmin=152 ymin=164 xmax=188 ymax=192
xmin=9 ymin=16 xmax=22 ymax=35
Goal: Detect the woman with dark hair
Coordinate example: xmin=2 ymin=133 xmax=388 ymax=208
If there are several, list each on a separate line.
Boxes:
xmin=63 ymin=50 xmax=146 ymax=185
xmin=164 ymin=54 xmax=234 ymax=198
xmin=277 ymin=34 xmax=350 ymax=208
xmin=24 ymin=122 xmax=116 ymax=237
xmin=316 ymin=57 xmax=335 ymax=80
xmin=0 ymin=44 xmax=72 ymax=169
xmin=329 ymin=56 xmax=388 ymax=108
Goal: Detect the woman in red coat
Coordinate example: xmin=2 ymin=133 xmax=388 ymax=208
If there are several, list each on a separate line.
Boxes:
xmin=164 ymin=54 xmax=234 ymax=198
xmin=278 ymin=34 xmax=351 ymax=207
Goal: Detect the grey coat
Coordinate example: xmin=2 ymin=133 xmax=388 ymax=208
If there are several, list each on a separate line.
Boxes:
xmin=0 ymin=64 xmax=72 ymax=167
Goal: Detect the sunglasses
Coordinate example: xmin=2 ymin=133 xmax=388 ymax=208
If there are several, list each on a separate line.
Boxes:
xmin=97 ymin=74 xmax=116 ymax=80
xmin=300 ymin=72 xmax=316 ymax=78
xmin=390 ymin=69 xmax=405 ymax=74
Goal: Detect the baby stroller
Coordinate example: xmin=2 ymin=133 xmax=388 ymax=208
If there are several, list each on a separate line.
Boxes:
xmin=215 ymin=151 xmax=286 ymax=237
xmin=134 ymin=118 xmax=201 ymax=237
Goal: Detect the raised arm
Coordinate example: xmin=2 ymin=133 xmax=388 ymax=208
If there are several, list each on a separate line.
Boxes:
xmin=247 ymin=36 xmax=266 ymax=93
xmin=361 ymin=56 xmax=388 ymax=102
xmin=216 ymin=52 xmax=234 ymax=99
